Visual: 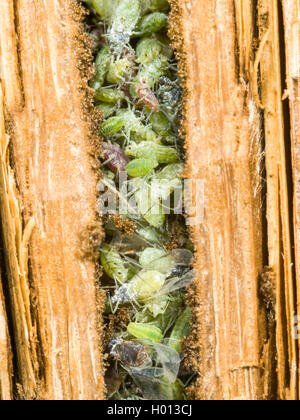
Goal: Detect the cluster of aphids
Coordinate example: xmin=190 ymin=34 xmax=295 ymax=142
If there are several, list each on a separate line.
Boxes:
xmin=82 ymin=0 xmax=195 ymax=400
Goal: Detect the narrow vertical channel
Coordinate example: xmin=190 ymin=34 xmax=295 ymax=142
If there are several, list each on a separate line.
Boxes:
xmin=81 ymin=0 xmax=195 ymax=400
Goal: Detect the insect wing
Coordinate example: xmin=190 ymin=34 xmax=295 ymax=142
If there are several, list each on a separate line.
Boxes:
xmin=128 ymin=366 xmax=164 ymax=400
xmin=171 ymin=249 xmax=194 ymax=266
xmin=160 ymin=269 xmax=197 ymax=295
xmin=153 ymin=342 xmax=181 ymax=383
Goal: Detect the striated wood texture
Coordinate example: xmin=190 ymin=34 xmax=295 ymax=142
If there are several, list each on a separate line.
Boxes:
xmin=0 ymin=0 xmax=104 ymax=400
xmin=0 ymin=0 xmax=298 ymax=401
xmin=0 ymin=271 xmax=13 ymax=400
xmin=170 ymin=0 xmax=270 ymax=400
xmin=282 ymin=0 xmax=300 ymax=400
xmin=258 ymin=0 xmax=297 ymax=400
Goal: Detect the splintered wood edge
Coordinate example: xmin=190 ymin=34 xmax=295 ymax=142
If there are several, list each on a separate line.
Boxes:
xmin=282 ymin=0 xmax=300 ymax=400
xmin=0 ymin=80 xmax=37 ymax=397
xmin=258 ymin=0 xmax=298 ymax=400
xmin=0 ymin=0 xmax=105 ymax=400
xmin=169 ymin=0 xmax=268 ymax=400
xmin=0 ymin=271 xmax=13 ymax=401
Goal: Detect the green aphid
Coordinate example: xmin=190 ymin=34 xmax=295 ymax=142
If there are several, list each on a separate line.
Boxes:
xmin=95 ymin=88 xmax=124 ymax=103
xmin=155 ymin=163 xmax=184 ymax=180
xmin=100 ymin=116 xmax=125 ymax=136
xmin=106 ymin=57 xmax=133 ymax=84
xmin=100 ymin=244 xmax=128 ymax=283
xmin=136 ymin=37 xmax=163 ymax=64
xmin=133 ymin=178 xmax=165 ymax=228
xmin=90 ymin=46 xmax=111 ymax=89
xmin=132 ymin=55 xmax=168 ymax=95
xmin=145 ymin=295 xmax=169 ymax=318
xmin=112 ymin=0 xmax=141 ymax=32
xmin=151 ymin=169 xmax=182 ymax=200
xmin=109 ymin=0 xmax=141 ymax=48
xmin=155 ymin=33 xmax=174 ymax=59
xmin=146 ymin=108 xmax=178 ymax=144
xmin=103 ymin=168 xmax=115 ymax=182
xmin=153 ymin=293 xmax=183 ymax=330
xmin=126 ymin=141 xmax=179 ymax=164
xmin=127 ymin=322 xmax=163 ymax=343
xmin=117 ymin=110 xmax=161 ymax=143
xmin=92 ymin=0 xmax=115 ymax=23
xmin=139 ymin=247 xmax=174 ymax=274
xmin=126 ymin=158 xmax=159 ymax=177
xmin=149 ymin=111 xmax=171 ymax=135
xmin=90 ymin=78 xmax=102 ymax=92
xmin=136 ymin=227 xmax=161 ymax=244
xmin=141 ymin=0 xmax=169 ymax=14
xmin=129 ymin=270 xmax=166 ymax=300
xmin=169 ymin=307 xmax=192 ymax=352
xmin=139 ymin=248 xmax=167 ymax=267
xmin=127 ymin=265 xmax=139 ymax=281
xmin=96 ymin=103 xmax=116 ymax=118
xmin=164 ymin=134 xmax=177 ymax=144
xmin=137 ymin=12 xmax=168 ymax=35
xmin=132 ymin=129 xmax=161 ymax=144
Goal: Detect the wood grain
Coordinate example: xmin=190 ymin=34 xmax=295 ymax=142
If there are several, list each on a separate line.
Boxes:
xmin=0 ymin=0 xmax=297 ymax=401
xmin=0 ymin=0 xmax=104 ymax=400
xmin=170 ymin=0 xmax=269 ymax=400
xmin=0 ymin=272 xmax=13 ymax=401
xmin=258 ymin=0 xmax=298 ymax=400
xmin=282 ymin=0 xmax=300 ymax=400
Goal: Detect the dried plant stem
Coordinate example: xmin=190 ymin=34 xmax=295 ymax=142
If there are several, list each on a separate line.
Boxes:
xmin=282 ymin=0 xmax=300 ymax=400
xmin=0 ymin=80 xmax=38 ymax=398
xmin=0 ymin=272 xmax=13 ymax=401
xmin=170 ymin=0 xmax=267 ymax=400
xmin=258 ymin=0 xmax=298 ymax=400
xmin=0 ymin=0 xmax=105 ymax=399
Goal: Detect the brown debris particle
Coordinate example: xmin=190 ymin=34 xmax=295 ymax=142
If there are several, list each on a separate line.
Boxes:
xmin=105 ymin=315 xmax=116 ymax=349
xmin=260 ymin=266 xmax=276 ymax=322
xmin=79 ymin=223 xmax=103 ymax=261
xmin=114 ymin=307 xmax=131 ymax=329
xmin=109 ymin=215 xmax=136 ymax=237
xmin=104 ymin=307 xmax=131 ymax=349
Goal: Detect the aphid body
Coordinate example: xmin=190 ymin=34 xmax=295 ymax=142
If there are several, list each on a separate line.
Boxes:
xmin=127 ymin=322 xmax=163 ymax=343
xmin=106 ymin=56 xmax=133 ymax=84
xmin=136 ymin=78 xmax=160 ymax=112
xmin=169 ymin=307 xmax=192 ymax=352
xmin=139 ymin=247 xmax=174 ymax=274
xmin=128 ymin=269 xmax=166 ymax=300
xmin=100 ymin=244 xmax=128 ymax=283
xmin=97 ymin=103 xmax=116 ymax=118
xmin=136 ymin=227 xmax=160 ymax=244
xmin=102 ymin=142 xmax=130 ymax=173
xmin=132 ymin=55 xmax=168 ymax=95
xmin=95 ymin=88 xmax=124 ymax=103
xmin=126 ymin=158 xmax=159 ymax=177
xmin=109 ymin=0 xmax=141 ymax=50
xmin=117 ymin=110 xmax=161 ymax=143
xmin=126 ymin=141 xmax=179 ymax=164
xmin=100 ymin=116 xmax=125 ymax=136
xmin=92 ymin=0 xmax=115 ymax=23
xmin=133 ymin=178 xmax=166 ymax=227
xmin=136 ymin=37 xmax=163 ymax=64
xmin=137 ymin=12 xmax=168 ymax=35
xmin=90 ymin=46 xmax=112 ymax=89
